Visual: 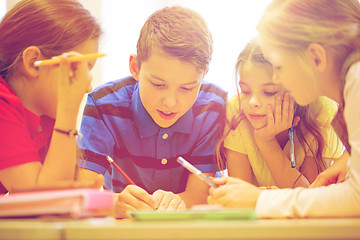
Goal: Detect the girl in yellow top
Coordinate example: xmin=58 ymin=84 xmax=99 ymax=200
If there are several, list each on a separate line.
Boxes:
xmin=217 ymin=38 xmax=342 ymax=188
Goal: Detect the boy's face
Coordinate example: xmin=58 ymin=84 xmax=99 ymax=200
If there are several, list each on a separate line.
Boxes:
xmin=133 ymin=52 xmax=205 ymax=128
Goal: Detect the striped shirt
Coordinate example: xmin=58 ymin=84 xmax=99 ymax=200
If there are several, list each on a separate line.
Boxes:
xmin=78 ymin=76 xmax=227 ymax=193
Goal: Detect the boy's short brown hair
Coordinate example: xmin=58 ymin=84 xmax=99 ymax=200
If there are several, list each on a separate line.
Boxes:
xmin=136 ymin=6 xmax=213 ymax=72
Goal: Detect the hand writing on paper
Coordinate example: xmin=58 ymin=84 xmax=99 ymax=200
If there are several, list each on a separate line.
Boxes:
xmin=115 ymin=185 xmax=158 ymax=219
xmin=253 ymin=92 xmax=299 ymax=142
xmin=207 ymin=177 xmax=261 ymax=209
xmin=152 ymin=189 xmax=186 ymax=211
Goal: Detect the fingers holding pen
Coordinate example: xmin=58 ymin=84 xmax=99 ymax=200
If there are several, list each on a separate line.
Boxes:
xmin=152 ymin=190 xmax=186 ymax=211
xmin=117 ymin=185 xmax=159 ymax=210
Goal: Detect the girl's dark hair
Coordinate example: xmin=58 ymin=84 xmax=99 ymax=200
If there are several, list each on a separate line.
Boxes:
xmin=216 ymin=37 xmax=328 ymax=186
xmin=0 ymin=0 xmax=102 ymax=80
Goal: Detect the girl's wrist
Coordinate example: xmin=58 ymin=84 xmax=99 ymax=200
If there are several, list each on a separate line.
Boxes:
xmin=56 ymin=105 xmax=79 ymax=119
xmin=54 ymin=114 xmax=77 ymax=131
xmin=253 ymin=133 xmax=277 ymax=144
xmin=53 ymin=128 xmax=81 ymax=138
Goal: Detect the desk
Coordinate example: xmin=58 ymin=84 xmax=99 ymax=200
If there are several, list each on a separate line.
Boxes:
xmin=0 ymin=218 xmax=360 ymax=240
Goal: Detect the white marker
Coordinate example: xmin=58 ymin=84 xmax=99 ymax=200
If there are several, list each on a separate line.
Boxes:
xmin=177 ymin=156 xmax=218 ymax=188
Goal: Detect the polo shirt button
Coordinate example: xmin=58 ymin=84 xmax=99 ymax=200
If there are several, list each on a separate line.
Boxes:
xmin=162 ymin=133 xmax=168 ymax=140
xmin=161 ymin=158 xmax=167 ymax=165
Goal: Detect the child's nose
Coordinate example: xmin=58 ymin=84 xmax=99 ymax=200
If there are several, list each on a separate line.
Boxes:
xmin=273 ymin=72 xmax=281 ymax=84
xmin=163 ymin=91 xmax=177 ymax=107
xmin=249 ymin=95 xmax=261 ymax=108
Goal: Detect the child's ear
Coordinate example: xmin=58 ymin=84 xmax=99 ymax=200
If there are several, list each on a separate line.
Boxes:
xmin=129 ymin=54 xmax=140 ymax=81
xmin=21 ymin=46 xmax=42 ymax=78
xmin=306 ymin=43 xmax=327 ymax=72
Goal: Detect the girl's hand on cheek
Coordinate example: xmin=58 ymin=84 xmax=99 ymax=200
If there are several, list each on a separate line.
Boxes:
xmin=55 ymin=52 xmax=93 ymax=115
xmin=254 ymin=91 xmax=295 ymax=142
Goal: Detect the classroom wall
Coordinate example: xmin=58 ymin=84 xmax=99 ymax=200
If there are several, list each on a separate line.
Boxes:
xmin=0 ymin=1 xmax=5 ymax=19
xmin=101 ymin=0 xmax=271 ymax=97
xmin=2 ymin=0 xmax=272 ymax=129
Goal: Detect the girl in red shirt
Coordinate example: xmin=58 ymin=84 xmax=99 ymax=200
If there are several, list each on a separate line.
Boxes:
xmin=0 ymin=0 xmax=102 ymax=193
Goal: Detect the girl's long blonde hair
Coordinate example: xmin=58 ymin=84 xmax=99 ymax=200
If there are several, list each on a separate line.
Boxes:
xmin=257 ymin=0 xmax=360 ymax=68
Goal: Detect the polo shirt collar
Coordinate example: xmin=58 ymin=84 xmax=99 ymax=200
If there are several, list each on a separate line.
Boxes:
xmin=131 ymin=84 xmax=193 ymax=138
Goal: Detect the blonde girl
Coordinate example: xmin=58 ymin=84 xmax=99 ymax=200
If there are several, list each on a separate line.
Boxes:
xmin=217 ymin=37 xmax=342 ymax=188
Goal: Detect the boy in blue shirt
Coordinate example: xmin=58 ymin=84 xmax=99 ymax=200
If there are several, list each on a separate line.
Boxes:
xmin=78 ymin=6 xmax=227 ymax=218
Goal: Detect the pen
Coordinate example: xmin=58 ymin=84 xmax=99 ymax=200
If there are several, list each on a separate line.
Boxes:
xmin=106 ymin=156 xmax=136 ymax=185
xmin=288 ymin=126 xmax=295 ymax=168
xmin=34 ymin=53 xmax=106 ymax=67
xmin=176 ymin=156 xmax=218 ymax=188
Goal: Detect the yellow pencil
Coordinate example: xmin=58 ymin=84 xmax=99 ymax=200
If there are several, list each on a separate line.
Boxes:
xmin=34 ymin=53 xmax=105 ymax=67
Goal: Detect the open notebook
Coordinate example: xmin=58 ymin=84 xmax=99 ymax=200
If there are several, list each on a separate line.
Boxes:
xmin=0 ymin=188 xmax=114 ymax=218
xmin=128 ymin=209 xmax=257 ymax=221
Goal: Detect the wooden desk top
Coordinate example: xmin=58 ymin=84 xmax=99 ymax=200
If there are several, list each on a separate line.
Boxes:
xmin=0 ymin=217 xmax=360 ymax=240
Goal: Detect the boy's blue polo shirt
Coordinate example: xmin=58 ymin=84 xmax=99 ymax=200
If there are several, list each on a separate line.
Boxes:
xmin=78 ymin=76 xmax=227 ymax=194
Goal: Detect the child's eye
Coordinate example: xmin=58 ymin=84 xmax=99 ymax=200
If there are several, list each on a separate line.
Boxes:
xmin=181 ymin=86 xmax=194 ymax=91
xmin=274 ymin=66 xmax=281 ymax=71
xmin=264 ymin=91 xmax=277 ymax=97
xmin=151 ymin=82 xmax=165 ymax=88
xmin=241 ymin=91 xmax=250 ymax=95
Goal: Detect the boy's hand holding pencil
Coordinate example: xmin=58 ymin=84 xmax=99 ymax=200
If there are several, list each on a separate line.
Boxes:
xmin=107 ymin=156 xmax=186 ymax=218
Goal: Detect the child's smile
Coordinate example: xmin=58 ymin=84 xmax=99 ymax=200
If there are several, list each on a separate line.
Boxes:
xmin=248 ymin=113 xmax=266 ymax=121
xmin=158 ymin=110 xmax=177 ymax=120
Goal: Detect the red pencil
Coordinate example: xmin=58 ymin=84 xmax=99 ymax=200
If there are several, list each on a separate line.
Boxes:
xmin=106 ymin=156 xmax=136 ymax=185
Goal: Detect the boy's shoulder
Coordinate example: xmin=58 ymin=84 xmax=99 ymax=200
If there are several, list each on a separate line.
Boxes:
xmin=196 ymin=81 xmax=227 ymax=104
xmin=89 ymin=76 xmax=137 ymax=104
xmin=191 ymin=82 xmax=227 ymax=118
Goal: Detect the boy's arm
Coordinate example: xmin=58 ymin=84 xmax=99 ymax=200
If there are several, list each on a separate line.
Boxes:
xmin=76 ymin=93 xmax=116 ymax=185
xmin=178 ymin=172 xmax=215 ymax=208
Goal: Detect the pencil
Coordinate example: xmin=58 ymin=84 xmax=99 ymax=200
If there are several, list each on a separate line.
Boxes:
xmin=106 ymin=156 xmax=136 ymax=185
xmin=34 ymin=53 xmax=105 ymax=67
xmin=288 ymin=126 xmax=295 ymax=168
